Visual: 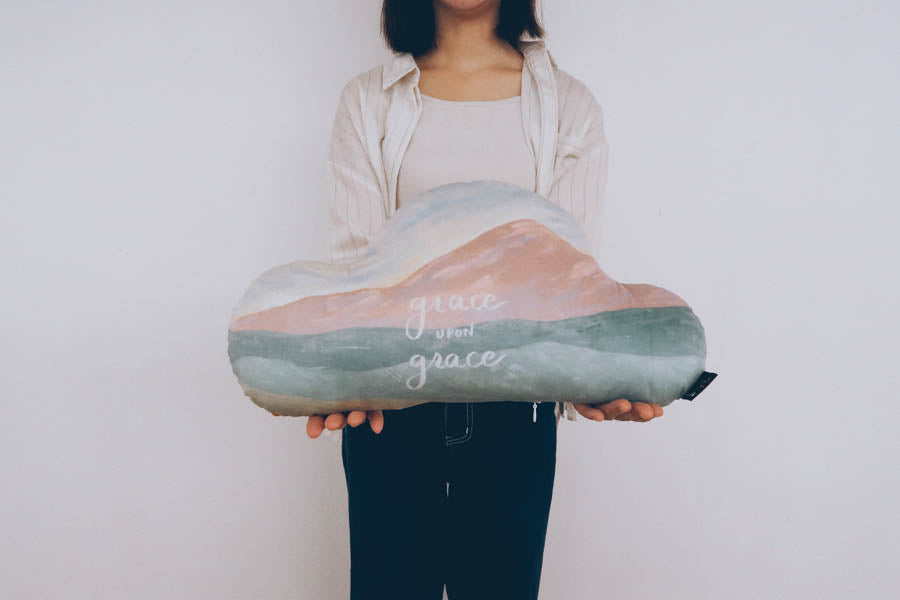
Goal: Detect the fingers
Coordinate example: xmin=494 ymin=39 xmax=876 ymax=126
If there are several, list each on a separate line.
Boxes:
xmin=306 ymin=415 xmax=324 ymax=439
xmin=308 ymin=410 xmax=384 ymax=439
xmin=324 ymin=412 xmax=347 ymax=430
xmin=619 ymin=402 xmax=663 ymax=422
xmin=583 ymin=400 xmax=665 ymax=423
xmin=308 ymin=401 xmax=661 ymax=438
xmin=368 ymin=410 xmax=384 ymax=434
xmin=572 ymin=402 xmax=605 ymax=421
xmin=572 ymin=400 xmax=660 ymax=423
xmin=600 ymin=398 xmax=631 ymax=421
xmin=627 ymin=402 xmax=655 ymax=422
xmin=346 ymin=410 xmax=367 ymax=427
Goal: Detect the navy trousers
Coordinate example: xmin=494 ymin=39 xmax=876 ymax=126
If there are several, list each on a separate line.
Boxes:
xmin=341 ymin=400 xmax=558 ymax=600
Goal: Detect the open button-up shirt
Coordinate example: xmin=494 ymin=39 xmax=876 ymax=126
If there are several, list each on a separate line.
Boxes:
xmin=325 ymin=38 xmax=610 ymax=429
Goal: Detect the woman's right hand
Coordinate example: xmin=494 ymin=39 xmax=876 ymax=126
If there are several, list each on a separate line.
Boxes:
xmin=306 ymin=410 xmax=384 ymax=438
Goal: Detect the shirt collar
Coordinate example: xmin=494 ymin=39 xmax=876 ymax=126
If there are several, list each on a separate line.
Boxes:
xmin=381 ymin=38 xmax=556 ymax=90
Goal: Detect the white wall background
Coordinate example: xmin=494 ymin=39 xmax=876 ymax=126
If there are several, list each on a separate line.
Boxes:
xmin=2 ymin=1 xmax=897 ymax=598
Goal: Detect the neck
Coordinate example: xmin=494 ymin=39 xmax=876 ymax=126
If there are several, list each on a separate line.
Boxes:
xmin=423 ymin=2 xmax=519 ymax=71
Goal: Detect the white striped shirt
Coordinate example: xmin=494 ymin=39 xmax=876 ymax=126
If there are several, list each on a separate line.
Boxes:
xmin=325 ymin=38 xmax=609 ymax=433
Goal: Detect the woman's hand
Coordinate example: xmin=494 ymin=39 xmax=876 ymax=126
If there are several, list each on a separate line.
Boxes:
xmin=572 ymin=399 xmax=663 ymax=422
xmin=305 ymin=410 xmax=384 ymax=438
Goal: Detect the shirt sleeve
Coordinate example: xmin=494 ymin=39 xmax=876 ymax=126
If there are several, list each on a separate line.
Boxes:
xmin=326 ymin=79 xmax=386 ymax=265
xmin=321 ymin=78 xmax=388 ymax=446
xmin=546 ymin=78 xmax=610 ymax=423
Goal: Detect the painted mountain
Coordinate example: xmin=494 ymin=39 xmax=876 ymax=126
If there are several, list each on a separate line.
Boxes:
xmin=227 ymin=180 xmax=712 ymax=417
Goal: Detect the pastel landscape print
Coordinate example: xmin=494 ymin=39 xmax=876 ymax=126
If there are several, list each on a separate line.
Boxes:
xmin=227 ymin=180 xmax=708 ymax=417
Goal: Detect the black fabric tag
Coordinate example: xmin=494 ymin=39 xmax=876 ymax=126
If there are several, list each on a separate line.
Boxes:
xmin=680 ymin=371 xmax=718 ymax=401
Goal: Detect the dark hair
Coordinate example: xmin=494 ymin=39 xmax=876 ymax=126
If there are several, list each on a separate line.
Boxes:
xmin=381 ymin=0 xmax=545 ymax=57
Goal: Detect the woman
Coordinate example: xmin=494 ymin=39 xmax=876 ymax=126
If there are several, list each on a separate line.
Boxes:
xmin=312 ymin=2 xmax=664 ymax=598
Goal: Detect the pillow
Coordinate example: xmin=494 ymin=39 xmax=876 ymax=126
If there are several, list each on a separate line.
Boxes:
xmin=227 ymin=180 xmax=716 ymax=417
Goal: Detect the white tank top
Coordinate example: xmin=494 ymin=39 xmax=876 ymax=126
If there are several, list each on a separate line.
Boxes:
xmin=396 ymin=92 xmax=536 ymax=209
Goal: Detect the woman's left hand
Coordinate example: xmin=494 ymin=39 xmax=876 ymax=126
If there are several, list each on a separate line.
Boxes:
xmin=572 ymin=399 xmax=663 ymax=422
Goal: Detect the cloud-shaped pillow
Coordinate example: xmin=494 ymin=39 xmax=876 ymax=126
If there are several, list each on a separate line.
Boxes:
xmin=227 ymin=180 xmax=716 ymax=417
